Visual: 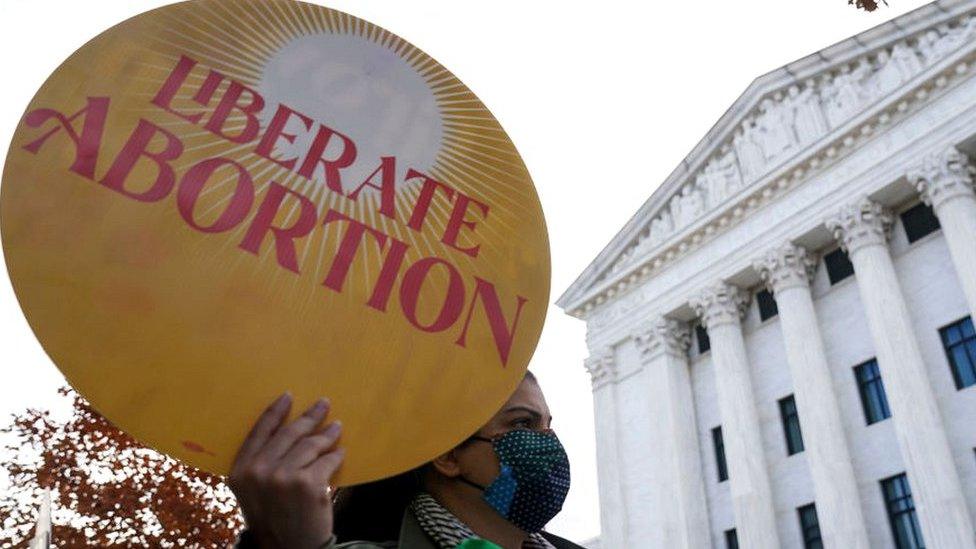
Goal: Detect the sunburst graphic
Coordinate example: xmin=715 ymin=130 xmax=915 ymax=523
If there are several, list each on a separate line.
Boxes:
xmin=129 ymin=0 xmax=535 ymax=307
xmin=1 ymin=0 xmax=550 ymax=484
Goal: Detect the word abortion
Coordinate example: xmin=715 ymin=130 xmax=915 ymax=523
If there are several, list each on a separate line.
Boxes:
xmin=20 ymin=54 xmax=529 ymax=366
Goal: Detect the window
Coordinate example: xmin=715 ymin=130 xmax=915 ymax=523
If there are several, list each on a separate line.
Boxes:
xmin=779 ymin=395 xmax=805 ymax=455
xmin=939 ymin=316 xmax=976 ymax=390
xmin=854 ymin=359 xmax=891 ymax=424
xmin=757 ymin=288 xmax=778 ymax=321
xmin=712 ymin=426 xmax=728 ymax=482
xmin=824 ymin=248 xmax=855 ymax=285
xmin=797 ymin=503 xmax=822 ymax=549
xmin=696 ymin=323 xmax=711 ymax=354
xmin=724 ymin=528 xmax=739 ymax=549
xmin=900 ymin=203 xmax=941 ymax=244
xmin=881 ymin=473 xmax=925 ymax=549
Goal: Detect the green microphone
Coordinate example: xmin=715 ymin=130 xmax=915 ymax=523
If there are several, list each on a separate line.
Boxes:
xmin=455 ymin=539 xmax=503 ymax=549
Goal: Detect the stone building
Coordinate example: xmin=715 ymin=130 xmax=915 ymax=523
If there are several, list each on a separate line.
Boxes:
xmin=557 ymin=1 xmax=976 ymax=547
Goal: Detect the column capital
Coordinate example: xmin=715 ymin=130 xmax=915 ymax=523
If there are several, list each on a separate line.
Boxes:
xmin=690 ymin=283 xmax=749 ymax=330
xmin=825 ymin=197 xmax=894 ymax=255
xmin=584 ymin=350 xmax=617 ymax=389
xmin=752 ymin=243 xmax=818 ymax=294
xmin=907 ymin=146 xmax=976 ymax=210
xmin=634 ymin=317 xmax=691 ymax=361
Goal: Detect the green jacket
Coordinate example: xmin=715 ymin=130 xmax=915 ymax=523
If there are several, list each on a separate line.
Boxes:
xmin=237 ymin=506 xmax=586 ymax=549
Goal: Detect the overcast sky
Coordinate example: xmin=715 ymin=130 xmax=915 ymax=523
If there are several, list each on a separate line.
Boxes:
xmin=0 ymin=0 xmax=933 ymax=542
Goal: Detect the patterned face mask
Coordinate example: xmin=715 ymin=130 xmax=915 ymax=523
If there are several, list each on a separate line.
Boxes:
xmin=459 ymin=429 xmax=571 ymax=533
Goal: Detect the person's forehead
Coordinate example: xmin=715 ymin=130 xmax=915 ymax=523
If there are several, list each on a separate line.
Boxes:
xmin=498 ymin=380 xmax=550 ymax=417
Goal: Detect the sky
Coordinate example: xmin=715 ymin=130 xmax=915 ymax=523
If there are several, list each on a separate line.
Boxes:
xmin=0 ymin=0 xmax=934 ymax=543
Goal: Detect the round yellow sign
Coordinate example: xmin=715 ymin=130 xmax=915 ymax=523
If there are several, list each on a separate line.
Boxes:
xmin=0 ymin=0 xmax=549 ymax=485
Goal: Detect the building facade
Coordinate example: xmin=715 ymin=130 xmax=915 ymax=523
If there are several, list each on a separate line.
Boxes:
xmin=557 ymin=1 xmax=976 ymax=548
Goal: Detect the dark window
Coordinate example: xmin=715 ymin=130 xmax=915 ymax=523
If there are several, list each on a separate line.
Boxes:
xmin=881 ymin=473 xmax=925 ymax=549
xmin=824 ymin=248 xmax=855 ymax=285
xmin=724 ymin=528 xmax=739 ymax=549
xmin=854 ymin=359 xmax=891 ymax=424
xmin=939 ymin=316 xmax=976 ymax=390
xmin=757 ymin=288 xmax=779 ymax=321
xmin=798 ymin=503 xmax=823 ymax=549
xmin=900 ymin=203 xmax=941 ymax=244
xmin=696 ymin=323 xmax=711 ymax=354
xmin=779 ymin=395 xmax=805 ymax=455
xmin=712 ymin=426 xmax=728 ymax=482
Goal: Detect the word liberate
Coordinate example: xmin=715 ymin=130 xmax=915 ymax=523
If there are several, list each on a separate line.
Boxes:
xmin=21 ymin=54 xmax=528 ymax=366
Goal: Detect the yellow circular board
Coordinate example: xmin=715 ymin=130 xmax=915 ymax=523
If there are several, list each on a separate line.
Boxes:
xmin=0 ymin=0 xmax=549 ymax=485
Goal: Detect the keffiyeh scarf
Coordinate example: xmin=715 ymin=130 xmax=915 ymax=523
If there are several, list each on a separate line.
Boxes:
xmin=410 ymin=492 xmax=556 ymax=549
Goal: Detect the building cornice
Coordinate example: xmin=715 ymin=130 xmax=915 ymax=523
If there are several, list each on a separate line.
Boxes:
xmin=558 ymin=1 xmax=976 ymax=319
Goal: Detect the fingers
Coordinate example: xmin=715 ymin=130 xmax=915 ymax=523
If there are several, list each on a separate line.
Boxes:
xmin=279 ymin=421 xmax=343 ymax=470
xmin=227 ymin=394 xmax=344 ymax=549
xmin=263 ymin=444 xmax=344 ymax=505
xmin=305 ymin=446 xmax=347 ymax=488
xmin=259 ymin=397 xmax=332 ymax=462
xmin=232 ymin=392 xmax=292 ymax=472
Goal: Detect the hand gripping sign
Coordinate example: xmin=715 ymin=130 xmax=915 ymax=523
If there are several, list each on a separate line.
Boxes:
xmin=0 ymin=0 xmax=549 ymax=485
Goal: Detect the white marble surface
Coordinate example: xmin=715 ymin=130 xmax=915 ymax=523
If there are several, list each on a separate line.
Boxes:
xmin=693 ymin=284 xmax=782 ymax=548
xmin=828 ymin=198 xmax=976 ymax=548
xmin=636 ymin=320 xmax=710 ymax=549
xmin=910 ymin=146 xmax=976 ymax=320
xmin=754 ymin=243 xmax=871 ymax=548
xmin=565 ymin=2 xmax=976 ymax=547
xmin=584 ymin=354 xmax=627 ymax=549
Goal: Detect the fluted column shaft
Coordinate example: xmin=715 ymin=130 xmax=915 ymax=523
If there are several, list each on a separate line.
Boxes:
xmin=908 ymin=146 xmax=976 ymax=320
xmin=585 ymin=352 xmax=628 ymax=549
xmin=692 ymin=284 xmax=781 ymax=548
xmin=635 ymin=318 xmax=710 ymax=549
xmin=827 ymin=199 xmax=975 ymax=549
xmin=754 ymin=244 xmax=870 ymax=549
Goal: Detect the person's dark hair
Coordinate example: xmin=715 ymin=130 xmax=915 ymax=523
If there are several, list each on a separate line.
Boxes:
xmin=331 ymin=370 xmax=538 ymax=543
xmin=332 ymin=465 xmax=425 ymax=543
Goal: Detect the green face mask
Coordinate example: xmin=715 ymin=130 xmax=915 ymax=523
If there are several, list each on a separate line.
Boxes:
xmin=459 ymin=429 xmax=571 ymax=533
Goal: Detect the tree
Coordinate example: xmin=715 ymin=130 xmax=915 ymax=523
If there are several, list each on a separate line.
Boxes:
xmin=849 ymin=0 xmax=888 ymax=11
xmin=1 ymin=387 xmax=244 ymax=548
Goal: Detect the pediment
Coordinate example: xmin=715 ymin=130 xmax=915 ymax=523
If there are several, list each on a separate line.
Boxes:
xmin=558 ymin=0 xmax=976 ymax=316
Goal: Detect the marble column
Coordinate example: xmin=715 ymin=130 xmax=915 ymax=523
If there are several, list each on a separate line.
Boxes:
xmin=584 ymin=351 xmax=628 ymax=549
xmin=826 ymin=198 xmax=976 ymax=549
xmin=753 ymin=243 xmax=870 ymax=549
xmin=691 ymin=284 xmax=781 ymax=548
xmin=634 ymin=318 xmax=711 ymax=549
xmin=907 ymin=146 xmax=976 ymax=321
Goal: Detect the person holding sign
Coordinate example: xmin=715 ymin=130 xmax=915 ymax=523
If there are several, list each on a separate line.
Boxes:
xmin=2 ymin=0 xmax=552 ymax=489
xmin=230 ymin=371 xmax=582 ymax=549
xmin=1 ymin=3 xmax=563 ymax=547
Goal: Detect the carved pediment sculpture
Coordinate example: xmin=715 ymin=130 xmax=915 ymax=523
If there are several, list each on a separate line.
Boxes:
xmin=586 ymin=10 xmax=976 ymax=304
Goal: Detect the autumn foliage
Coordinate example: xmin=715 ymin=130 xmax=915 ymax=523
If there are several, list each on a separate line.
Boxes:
xmin=849 ymin=0 xmax=888 ymax=11
xmin=0 ymin=388 xmax=243 ymax=547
